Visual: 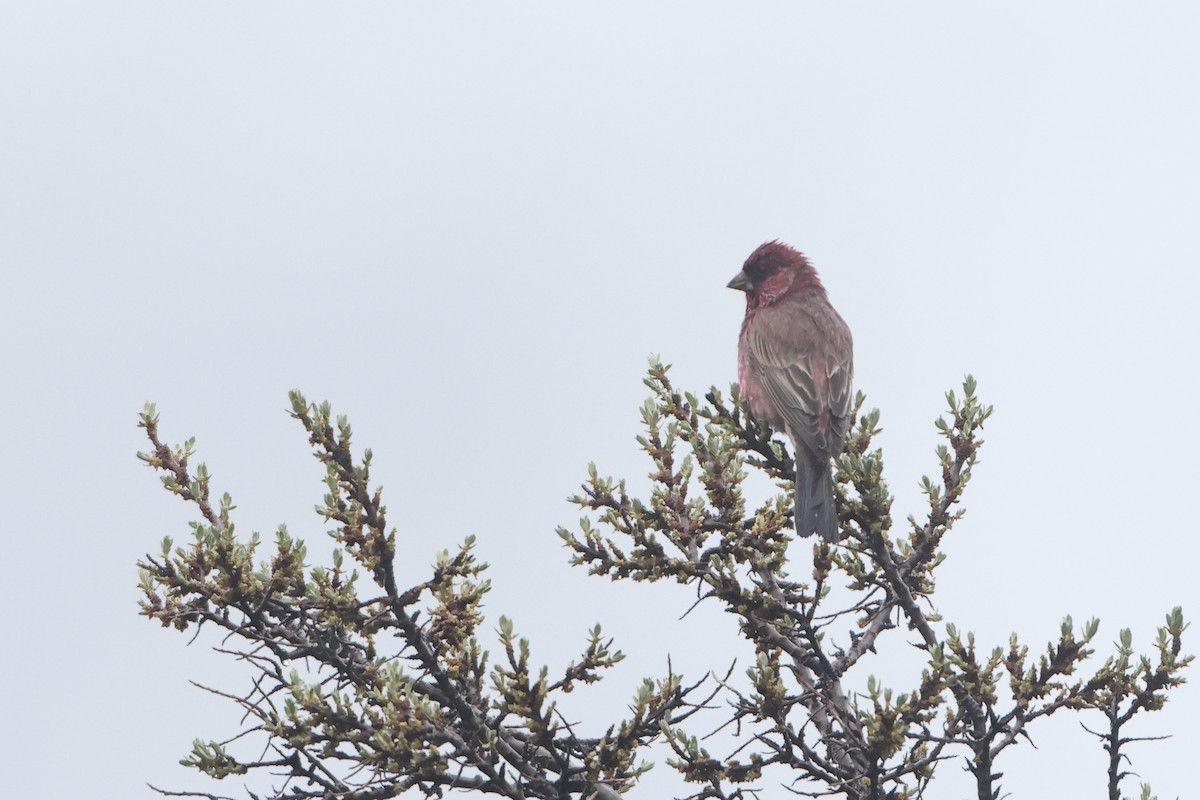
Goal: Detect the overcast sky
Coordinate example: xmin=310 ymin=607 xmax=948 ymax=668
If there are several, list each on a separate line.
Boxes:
xmin=2 ymin=4 xmax=1198 ymax=799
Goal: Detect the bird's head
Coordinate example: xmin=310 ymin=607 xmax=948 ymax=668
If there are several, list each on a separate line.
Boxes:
xmin=727 ymin=240 xmax=824 ymax=308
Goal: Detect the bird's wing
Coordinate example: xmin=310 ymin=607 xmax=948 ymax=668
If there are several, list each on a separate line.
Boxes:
xmin=826 ymin=343 xmax=854 ymax=447
xmin=745 ymin=306 xmax=853 ymax=459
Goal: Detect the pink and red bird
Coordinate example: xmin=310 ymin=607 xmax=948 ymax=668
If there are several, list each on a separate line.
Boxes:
xmin=728 ymin=241 xmax=854 ymax=542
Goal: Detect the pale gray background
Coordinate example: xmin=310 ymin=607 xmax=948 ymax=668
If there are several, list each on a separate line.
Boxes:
xmin=1 ymin=3 xmax=1197 ymax=798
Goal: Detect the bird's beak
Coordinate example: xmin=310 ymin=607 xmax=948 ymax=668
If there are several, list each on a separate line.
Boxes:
xmin=727 ymin=271 xmax=752 ymax=292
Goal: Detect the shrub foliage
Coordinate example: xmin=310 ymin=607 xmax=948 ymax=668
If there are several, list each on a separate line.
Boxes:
xmin=137 ymin=363 xmax=1189 ymax=800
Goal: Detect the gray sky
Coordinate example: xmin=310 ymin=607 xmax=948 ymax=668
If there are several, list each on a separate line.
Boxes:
xmin=2 ymin=3 xmax=1197 ymax=798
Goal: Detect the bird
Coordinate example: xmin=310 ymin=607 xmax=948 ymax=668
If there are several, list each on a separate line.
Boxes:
xmin=727 ymin=241 xmax=854 ymax=542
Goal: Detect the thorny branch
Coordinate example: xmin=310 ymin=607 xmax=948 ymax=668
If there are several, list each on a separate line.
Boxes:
xmin=137 ymin=393 xmax=705 ymax=800
xmin=558 ymin=361 xmax=1189 ymax=800
xmin=137 ymin=363 xmax=1189 ymax=800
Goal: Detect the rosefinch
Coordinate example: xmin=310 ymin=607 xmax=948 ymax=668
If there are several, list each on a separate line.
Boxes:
xmin=728 ymin=241 xmax=854 ymax=542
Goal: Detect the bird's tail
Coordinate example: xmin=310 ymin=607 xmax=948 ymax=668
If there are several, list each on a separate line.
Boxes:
xmin=794 ymin=454 xmax=839 ymax=542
